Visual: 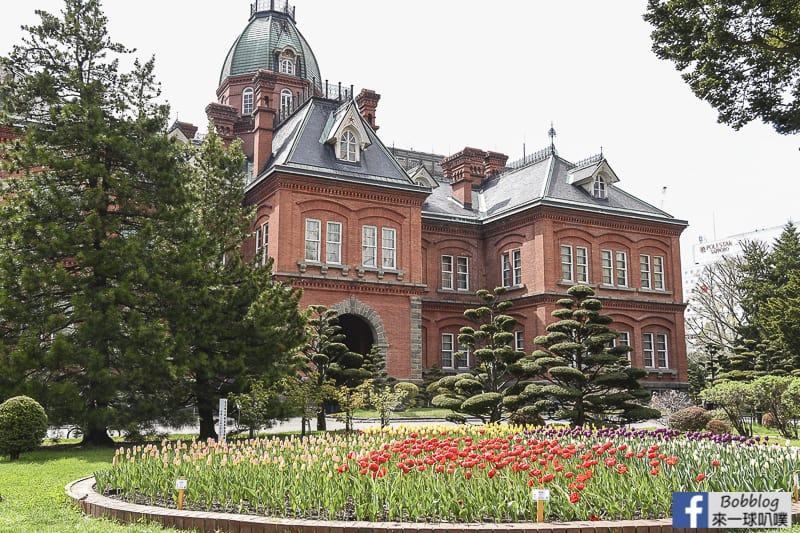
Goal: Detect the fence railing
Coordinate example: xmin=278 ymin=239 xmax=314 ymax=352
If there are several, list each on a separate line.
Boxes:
xmin=251 ymin=0 xmax=295 ymax=20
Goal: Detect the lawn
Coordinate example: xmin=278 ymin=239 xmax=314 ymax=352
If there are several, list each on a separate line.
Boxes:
xmin=352 ymin=406 xmax=453 ymax=419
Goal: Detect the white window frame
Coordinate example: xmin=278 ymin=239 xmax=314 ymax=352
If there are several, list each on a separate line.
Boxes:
xmin=656 ymin=333 xmax=669 ymax=368
xmin=643 ymin=332 xmax=654 ymax=368
xmin=254 ymin=222 xmax=268 ymax=266
xmin=242 ymin=87 xmax=254 ymax=115
xmin=561 ymin=245 xmax=574 ymax=282
xmin=280 ymin=88 xmax=293 ymax=117
xmin=441 ymin=255 xmax=454 ymax=290
xmin=653 ymin=256 xmax=665 ymax=290
xmin=305 ymin=218 xmax=321 ymax=262
xmin=280 ymin=57 xmax=295 ymax=75
xmin=617 ymin=331 xmax=631 ymax=365
xmin=601 ymin=249 xmax=613 ymax=285
xmin=456 ymin=256 xmax=469 ymax=291
xmin=326 ymin=221 xmax=342 ymax=264
xmin=362 ymin=225 xmax=377 ymax=267
xmin=381 ymin=227 xmax=396 ymax=269
xmin=515 ymin=330 xmax=524 ymax=351
xmin=576 ymin=246 xmax=589 ymax=283
xmin=502 ymin=249 xmax=522 ymax=287
xmin=615 ymin=251 xmax=628 ymax=287
xmin=340 ymin=129 xmax=357 ymax=162
xmin=455 ymin=340 xmax=470 ymax=369
xmin=442 ymin=333 xmax=455 ymax=368
xmin=640 ymin=254 xmax=652 ymax=289
xmin=593 ymin=175 xmax=607 ymax=199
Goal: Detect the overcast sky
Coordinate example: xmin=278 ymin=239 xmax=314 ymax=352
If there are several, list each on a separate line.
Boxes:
xmin=2 ymin=1 xmax=798 ymax=266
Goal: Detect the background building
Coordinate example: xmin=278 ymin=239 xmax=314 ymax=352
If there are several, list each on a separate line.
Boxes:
xmin=178 ymin=0 xmax=689 ymax=389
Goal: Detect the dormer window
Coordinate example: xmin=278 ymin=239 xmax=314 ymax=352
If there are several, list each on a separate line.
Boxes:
xmin=280 ymin=58 xmax=295 ymax=75
xmin=340 ymin=130 xmax=357 ymax=162
xmin=280 ymin=89 xmax=293 ymax=117
xmin=242 ymin=87 xmax=254 ymax=115
xmin=593 ymin=175 xmax=607 ymax=199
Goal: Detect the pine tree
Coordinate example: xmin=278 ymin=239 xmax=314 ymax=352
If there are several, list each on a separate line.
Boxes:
xmin=531 ymin=285 xmax=659 ymax=427
xmin=429 ymin=287 xmax=544 ymax=424
xmin=0 ymin=0 xmax=188 ymax=444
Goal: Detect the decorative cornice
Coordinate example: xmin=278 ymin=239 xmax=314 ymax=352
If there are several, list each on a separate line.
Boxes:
xmin=278 ymin=273 xmax=427 ymax=295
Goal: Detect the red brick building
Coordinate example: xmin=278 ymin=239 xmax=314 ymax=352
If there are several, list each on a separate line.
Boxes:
xmin=187 ymin=1 xmax=688 ymax=390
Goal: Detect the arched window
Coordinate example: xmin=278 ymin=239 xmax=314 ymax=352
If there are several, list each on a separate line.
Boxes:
xmin=593 ymin=175 xmax=607 ymax=199
xmin=280 ymin=89 xmax=293 ymax=117
xmin=242 ymin=87 xmax=254 ymax=115
xmin=340 ymin=130 xmax=357 ymax=162
xmin=280 ymin=58 xmax=295 ymax=75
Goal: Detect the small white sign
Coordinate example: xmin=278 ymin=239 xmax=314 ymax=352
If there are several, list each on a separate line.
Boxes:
xmin=531 ymin=489 xmax=550 ymax=501
xmin=218 ymin=398 xmax=228 ymax=443
xmin=175 ymin=478 xmax=187 ymax=490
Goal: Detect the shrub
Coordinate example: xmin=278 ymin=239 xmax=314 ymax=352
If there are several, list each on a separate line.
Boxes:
xmin=394 ymin=382 xmax=419 ymax=408
xmin=706 ymin=419 xmax=731 ymax=435
xmin=668 ymin=406 xmax=712 ymax=431
xmin=0 ymin=396 xmax=48 ymax=460
xmin=762 ymin=412 xmax=777 ymax=428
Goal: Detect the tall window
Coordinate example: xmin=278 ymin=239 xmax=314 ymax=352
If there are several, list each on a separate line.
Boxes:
xmin=305 ymin=219 xmax=320 ymax=262
xmin=643 ymin=332 xmax=668 ymax=368
xmin=515 ymin=330 xmax=524 ymax=351
xmin=593 ymin=175 xmax=607 ymax=198
xmin=653 ymin=256 xmax=665 ymax=290
xmin=455 ymin=340 xmax=470 ymax=368
xmin=280 ymin=88 xmax=293 ymax=117
xmin=242 ymin=87 xmax=254 ymax=115
xmin=254 ymin=222 xmax=268 ymax=266
xmin=615 ymin=251 xmax=628 ymax=287
xmin=457 ymin=256 xmax=469 ymax=290
xmin=640 ymin=254 xmax=652 ymax=289
xmin=601 ymin=249 xmax=613 ymax=285
xmin=382 ymin=228 xmax=396 ymax=269
xmin=576 ymin=246 xmax=588 ymax=283
xmin=561 ymin=245 xmax=573 ymax=281
xmin=340 ymin=130 xmax=357 ymax=162
xmin=362 ymin=225 xmax=377 ymax=267
xmin=502 ymin=249 xmax=521 ymax=287
xmin=617 ymin=331 xmax=631 ymax=364
xmin=442 ymin=333 xmax=454 ymax=368
xmin=441 ymin=255 xmax=453 ymax=289
xmin=326 ymin=222 xmax=342 ymax=264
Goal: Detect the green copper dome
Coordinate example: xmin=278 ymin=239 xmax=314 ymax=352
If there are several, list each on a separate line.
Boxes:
xmin=219 ymin=1 xmax=322 ymax=90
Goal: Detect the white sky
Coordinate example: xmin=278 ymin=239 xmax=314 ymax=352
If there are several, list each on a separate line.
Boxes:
xmin=2 ymin=0 xmax=798 ymax=267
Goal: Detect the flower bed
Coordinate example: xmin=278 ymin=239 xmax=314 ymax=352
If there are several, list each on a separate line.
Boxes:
xmin=94 ymin=424 xmax=798 ymax=523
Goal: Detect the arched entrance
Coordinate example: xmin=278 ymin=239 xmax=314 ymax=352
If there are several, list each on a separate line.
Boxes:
xmin=337 ymin=313 xmax=374 ymax=355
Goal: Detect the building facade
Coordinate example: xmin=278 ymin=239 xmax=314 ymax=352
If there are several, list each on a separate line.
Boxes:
xmin=185 ymin=1 xmax=689 ymax=389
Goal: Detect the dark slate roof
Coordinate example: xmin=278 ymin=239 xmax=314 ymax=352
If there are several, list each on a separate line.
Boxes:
xmin=423 ymin=151 xmax=686 ymax=226
xmin=220 ymin=10 xmax=322 ymax=90
xmin=250 ymin=98 xmax=429 ymax=193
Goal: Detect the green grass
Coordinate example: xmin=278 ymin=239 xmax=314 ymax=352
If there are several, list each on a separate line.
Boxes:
xmin=749 ymin=423 xmax=800 ymax=447
xmin=352 ymin=406 xmax=453 ymax=419
xmin=0 ymin=445 xmax=179 ymax=533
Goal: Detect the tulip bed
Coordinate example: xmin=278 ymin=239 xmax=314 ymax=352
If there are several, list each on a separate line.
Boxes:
xmin=94 ymin=425 xmax=799 ymax=523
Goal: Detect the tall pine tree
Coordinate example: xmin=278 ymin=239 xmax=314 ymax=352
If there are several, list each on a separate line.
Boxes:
xmin=0 ymin=0 xmax=187 ymax=444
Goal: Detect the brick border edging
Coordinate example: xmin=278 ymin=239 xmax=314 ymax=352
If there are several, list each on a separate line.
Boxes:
xmin=66 ymin=477 xmax=799 ymax=533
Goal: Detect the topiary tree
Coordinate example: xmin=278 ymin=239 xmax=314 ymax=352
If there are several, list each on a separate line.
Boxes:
xmin=429 ymin=287 xmax=546 ymax=424
xmin=531 ymin=284 xmax=660 ymax=427
xmin=668 ymin=406 xmax=713 ymax=431
xmin=700 ymin=380 xmax=754 ymax=437
xmin=751 ymin=375 xmax=799 ymax=438
xmin=0 ymin=396 xmax=48 ymax=460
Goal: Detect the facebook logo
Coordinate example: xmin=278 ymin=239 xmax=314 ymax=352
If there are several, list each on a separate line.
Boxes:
xmin=673 ymin=492 xmax=708 ymax=528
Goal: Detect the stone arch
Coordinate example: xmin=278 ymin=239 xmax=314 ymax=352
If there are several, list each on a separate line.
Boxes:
xmin=331 ymin=296 xmax=388 ymax=358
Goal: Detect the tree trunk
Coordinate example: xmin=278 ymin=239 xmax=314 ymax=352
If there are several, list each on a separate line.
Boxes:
xmin=198 ymin=404 xmax=218 ymax=441
xmin=316 ymin=409 xmax=327 ymax=431
xmin=81 ymin=414 xmax=114 ymax=446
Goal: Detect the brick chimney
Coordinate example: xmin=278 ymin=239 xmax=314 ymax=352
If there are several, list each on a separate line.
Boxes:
xmin=484 ymin=151 xmax=509 ymax=178
xmin=205 ymin=102 xmax=238 ymax=145
xmin=355 ymin=88 xmax=381 ymax=130
xmin=440 ymin=147 xmax=486 ymax=209
xmin=251 ymin=70 xmax=277 ymax=176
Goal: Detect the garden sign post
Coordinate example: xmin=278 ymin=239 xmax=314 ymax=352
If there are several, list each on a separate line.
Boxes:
xmin=218 ymin=398 xmax=227 ymax=443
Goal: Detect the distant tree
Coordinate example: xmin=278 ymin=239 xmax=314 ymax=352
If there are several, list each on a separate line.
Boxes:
xmin=429 ymin=288 xmax=544 ymax=424
xmin=0 ymin=0 xmax=189 ymax=445
xmin=299 ymin=305 xmax=367 ymax=430
xmin=645 ymin=0 xmax=800 ymax=134
xmin=751 ymin=375 xmax=799 ymax=438
xmin=332 ymin=382 xmax=370 ymax=432
xmin=229 ymin=378 xmax=286 ymax=438
xmin=278 ymin=372 xmax=334 ymax=437
xmin=531 ymin=285 xmax=660 ymax=427
xmin=420 ymin=364 xmax=444 ymax=407
xmin=700 ymin=380 xmax=754 ymax=436
xmin=368 ymin=384 xmax=408 ymax=429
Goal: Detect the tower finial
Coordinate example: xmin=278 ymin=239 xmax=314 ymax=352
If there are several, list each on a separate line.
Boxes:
xmin=548 ymin=121 xmax=556 ymax=153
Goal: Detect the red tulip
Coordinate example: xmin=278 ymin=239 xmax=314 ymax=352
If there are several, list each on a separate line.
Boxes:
xmin=696 ymin=473 xmax=706 ymax=482
xmin=569 ymin=492 xmax=580 ymax=504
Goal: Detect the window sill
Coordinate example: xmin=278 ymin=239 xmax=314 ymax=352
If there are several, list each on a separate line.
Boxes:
xmin=557 ymin=280 xmax=593 ymax=288
xmin=500 ymin=284 xmax=526 ymax=293
xmin=644 ymin=368 xmax=677 ymax=379
xmin=296 ymin=261 xmax=406 ymax=282
xmin=597 ymin=284 xmax=635 ymax=292
xmin=438 ymin=288 xmax=472 ymax=295
xmin=638 ymin=288 xmax=672 ymax=296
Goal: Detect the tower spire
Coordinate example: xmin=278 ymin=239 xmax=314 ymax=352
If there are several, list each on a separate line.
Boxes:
xmin=548 ymin=121 xmax=557 ymax=153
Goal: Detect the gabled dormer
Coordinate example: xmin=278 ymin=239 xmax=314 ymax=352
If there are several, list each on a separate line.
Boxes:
xmin=320 ymin=100 xmax=372 ymax=163
xmin=566 ymin=157 xmax=620 ymax=200
xmin=407 ymin=164 xmax=437 ymax=189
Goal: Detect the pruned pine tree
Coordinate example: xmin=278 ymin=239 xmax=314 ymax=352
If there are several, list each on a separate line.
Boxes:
xmin=531 ymin=285 xmax=659 ymax=427
xmin=430 ymin=287 xmax=545 ymax=424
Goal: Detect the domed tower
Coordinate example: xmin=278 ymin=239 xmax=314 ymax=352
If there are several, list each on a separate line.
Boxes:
xmin=206 ymin=0 xmax=323 ymax=172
